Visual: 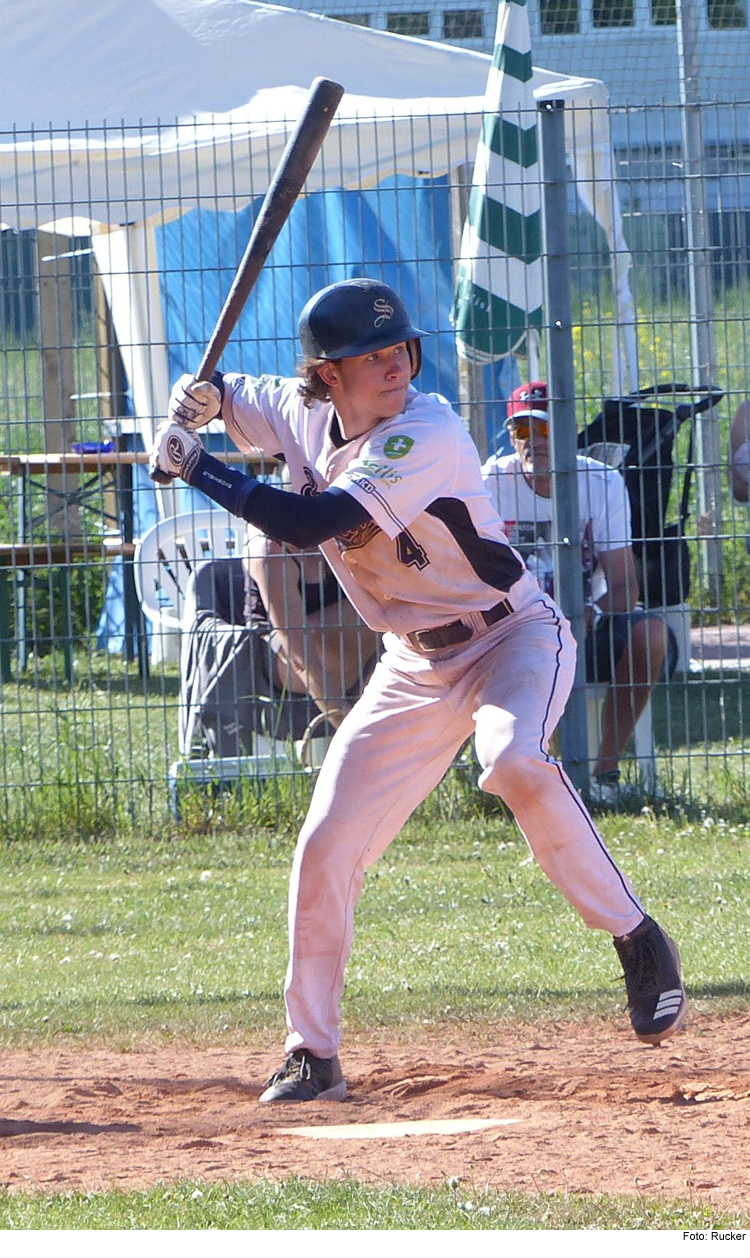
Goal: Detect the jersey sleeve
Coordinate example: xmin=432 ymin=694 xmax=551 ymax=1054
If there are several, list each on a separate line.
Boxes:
xmin=220 ymin=373 xmax=298 ymax=457
xmin=591 ymin=465 xmax=632 ymax=553
xmin=328 ymin=401 xmax=460 ymax=539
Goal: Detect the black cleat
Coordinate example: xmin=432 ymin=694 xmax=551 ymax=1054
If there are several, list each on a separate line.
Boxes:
xmin=614 ymin=915 xmax=687 ymax=1045
xmin=259 ymin=1049 xmax=347 ymax=1103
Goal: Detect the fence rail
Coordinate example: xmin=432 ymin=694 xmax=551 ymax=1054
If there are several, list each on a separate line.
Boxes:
xmin=1 ymin=91 xmax=749 ymax=834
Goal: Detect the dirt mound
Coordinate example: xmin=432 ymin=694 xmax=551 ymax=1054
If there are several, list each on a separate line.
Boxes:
xmin=1 ymin=1013 xmax=748 ymax=1209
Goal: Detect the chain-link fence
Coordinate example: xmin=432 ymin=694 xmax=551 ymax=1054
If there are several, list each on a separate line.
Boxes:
xmin=1 ymin=0 xmax=749 ymax=836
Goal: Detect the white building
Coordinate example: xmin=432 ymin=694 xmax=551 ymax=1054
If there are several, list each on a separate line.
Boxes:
xmin=275 ymin=0 xmax=749 ymax=105
xmin=279 ymin=0 xmax=750 ymax=252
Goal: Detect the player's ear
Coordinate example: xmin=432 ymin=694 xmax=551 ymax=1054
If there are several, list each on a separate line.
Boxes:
xmin=317 ymin=361 xmax=340 ymax=390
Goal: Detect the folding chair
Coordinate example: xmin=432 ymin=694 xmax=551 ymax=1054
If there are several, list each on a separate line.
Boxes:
xmin=134 ymin=509 xmax=290 ymax=813
xmin=134 ymin=507 xmax=245 ymax=635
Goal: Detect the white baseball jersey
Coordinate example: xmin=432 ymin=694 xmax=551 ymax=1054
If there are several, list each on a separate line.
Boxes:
xmin=221 ymin=374 xmax=540 ymax=635
xmin=481 ymin=451 xmax=632 ymax=602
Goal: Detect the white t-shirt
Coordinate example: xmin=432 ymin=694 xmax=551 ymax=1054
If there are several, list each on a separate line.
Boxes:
xmin=220 ymin=374 xmax=540 ymax=635
xmin=481 ymin=451 xmax=632 ymax=603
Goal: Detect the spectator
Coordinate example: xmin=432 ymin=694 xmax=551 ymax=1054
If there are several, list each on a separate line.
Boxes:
xmin=180 ymin=524 xmax=377 ymax=763
xmin=482 ymin=382 xmax=670 ymax=804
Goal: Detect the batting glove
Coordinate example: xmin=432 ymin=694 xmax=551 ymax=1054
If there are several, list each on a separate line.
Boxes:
xmin=168 ymin=373 xmax=222 ymax=431
xmin=149 ymin=419 xmax=203 ymax=484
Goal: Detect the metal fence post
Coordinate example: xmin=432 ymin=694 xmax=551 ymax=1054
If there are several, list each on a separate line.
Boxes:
xmin=538 ymin=99 xmax=590 ymax=790
xmin=677 ymin=0 xmax=723 ymax=605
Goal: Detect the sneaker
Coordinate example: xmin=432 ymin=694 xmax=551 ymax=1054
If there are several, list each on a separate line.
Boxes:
xmin=258 ymin=1049 xmax=347 ymax=1103
xmin=587 ymin=776 xmax=622 ymax=807
xmin=613 ymin=915 xmax=687 ymax=1045
xmin=587 ymin=773 xmax=647 ymax=808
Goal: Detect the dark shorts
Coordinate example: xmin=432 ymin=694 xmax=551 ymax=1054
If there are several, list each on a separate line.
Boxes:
xmin=585 ymin=611 xmax=678 ymax=685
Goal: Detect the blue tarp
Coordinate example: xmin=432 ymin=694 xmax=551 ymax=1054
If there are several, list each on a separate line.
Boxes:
xmin=98 ymin=175 xmax=516 ymax=650
xmin=157 ymin=176 xmax=458 ymax=395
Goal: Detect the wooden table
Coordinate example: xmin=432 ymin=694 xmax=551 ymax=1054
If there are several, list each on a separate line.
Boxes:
xmin=0 ymin=449 xmax=275 ymax=684
xmin=0 ymin=451 xmax=267 ymax=475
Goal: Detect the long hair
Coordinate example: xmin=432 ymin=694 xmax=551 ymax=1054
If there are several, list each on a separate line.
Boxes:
xmin=296 ymin=357 xmax=338 ymax=409
xmin=296 ymin=340 xmax=421 ymax=408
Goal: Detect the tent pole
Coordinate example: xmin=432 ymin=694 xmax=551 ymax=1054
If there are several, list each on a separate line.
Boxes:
xmin=450 ymin=162 xmax=487 ymax=461
xmin=37 ymin=231 xmax=81 ymax=542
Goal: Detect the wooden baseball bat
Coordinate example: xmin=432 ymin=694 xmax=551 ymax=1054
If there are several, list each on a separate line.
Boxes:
xmin=151 ymin=76 xmax=345 ymax=483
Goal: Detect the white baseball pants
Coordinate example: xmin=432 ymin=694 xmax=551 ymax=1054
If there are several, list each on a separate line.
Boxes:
xmin=283 ymin=593 xmax=644 ymax=1059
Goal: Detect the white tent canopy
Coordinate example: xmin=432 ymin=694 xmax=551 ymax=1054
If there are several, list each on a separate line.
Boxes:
xmin=0 ymin=0 xmax=635 ymax=450
xmin=2 ymin=0 xmax=614 ymax=231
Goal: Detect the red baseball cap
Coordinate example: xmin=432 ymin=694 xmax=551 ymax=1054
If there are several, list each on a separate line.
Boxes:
xmin=504 ymin=381 xmax=549 ymax=427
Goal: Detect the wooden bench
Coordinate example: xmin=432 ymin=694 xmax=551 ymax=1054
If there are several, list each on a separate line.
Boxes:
xmin=0 ymin=539 xmax=136 ymax=565
xmin=0 ymin=448 xmax=278 ymax=684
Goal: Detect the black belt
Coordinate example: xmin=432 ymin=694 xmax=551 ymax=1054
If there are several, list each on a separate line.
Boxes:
xmin=406 ymin=597 xmax=514 ymax=653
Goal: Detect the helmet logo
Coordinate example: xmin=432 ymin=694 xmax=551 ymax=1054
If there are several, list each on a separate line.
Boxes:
xmin=373 ymin=297 xmax=394 ymax=327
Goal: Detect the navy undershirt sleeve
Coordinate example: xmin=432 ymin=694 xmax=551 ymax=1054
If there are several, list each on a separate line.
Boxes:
xmin=185 ymin=448 xmax=371 ymax=547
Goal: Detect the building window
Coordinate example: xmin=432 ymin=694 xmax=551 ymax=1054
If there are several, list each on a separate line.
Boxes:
xmin=333 ymin=12 xmax=371 ymax=24
xmin=386 ymin=11 xmax=431 ymax=35
xmin=708 ymin=0 xmax=746 ymax=27
xmin=592 ymin=1 xmax=634 ymax=26
xmin=443 ymin=9 xmax=484 ymax=39
xmin=540 ymin=0 xmax=579 ymax=34
xmin=650 ymin=0 xmax=676 ymax=23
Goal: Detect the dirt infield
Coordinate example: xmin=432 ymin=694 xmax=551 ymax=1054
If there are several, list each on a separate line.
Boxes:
xmin=1 ymin=1013 xmax=748 ymax=1210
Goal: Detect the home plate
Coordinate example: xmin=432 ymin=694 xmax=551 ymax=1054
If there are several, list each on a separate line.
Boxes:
xmin=277 ymin=1118 xmax=519 ymax=1140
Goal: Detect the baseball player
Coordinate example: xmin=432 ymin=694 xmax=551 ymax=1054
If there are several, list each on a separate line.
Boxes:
xmin=150 ymin=278 xmax=687 ymax=1103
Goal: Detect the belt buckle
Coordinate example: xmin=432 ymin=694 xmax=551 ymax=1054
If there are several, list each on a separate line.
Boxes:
xmin=495 ymin=597 xmax=513 ymax=623
xmin=412 ymin=628 xmax=442 ymax=653
xmin=426 ymin=620 xmax=473 ymax=651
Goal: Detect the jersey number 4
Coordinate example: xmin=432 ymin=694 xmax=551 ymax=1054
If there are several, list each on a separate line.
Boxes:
xmin=396 ymin=529 xmax=429 ymax=570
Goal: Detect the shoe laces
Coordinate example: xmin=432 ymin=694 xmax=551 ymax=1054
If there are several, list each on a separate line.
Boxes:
xmin=618 ymin=928 xmax=662 ymax=999
xmin=266 ymin=1049 xmax=311 ymax=1088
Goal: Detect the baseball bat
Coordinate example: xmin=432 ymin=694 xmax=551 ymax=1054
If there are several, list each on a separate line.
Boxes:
xmin=151 ymin=75 xmax=345 ymax=483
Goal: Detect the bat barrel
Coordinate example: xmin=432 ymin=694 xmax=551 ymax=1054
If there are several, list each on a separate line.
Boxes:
xmin=196 ymin=77 xmax=345 ymax=381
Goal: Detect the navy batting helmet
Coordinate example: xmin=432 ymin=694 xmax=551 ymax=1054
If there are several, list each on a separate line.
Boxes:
xmin=298 ymin=278 xmax=426 ymax=378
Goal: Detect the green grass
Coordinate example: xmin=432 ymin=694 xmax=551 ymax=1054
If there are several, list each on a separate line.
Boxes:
xmin=0 ymin=812 xmax=747 ymax=1047
xmin=0 ymin=655 xmax=320 ymax=842
xmin=4 ymin=654 xmax=750 ymax=849
xmin=0 ymin=815 xmax=747 ymax=1229
xmin=648 ymin=669 xmax=750 ymax=809
xmin=0 ymin=1178 xmax=746 ymax=1229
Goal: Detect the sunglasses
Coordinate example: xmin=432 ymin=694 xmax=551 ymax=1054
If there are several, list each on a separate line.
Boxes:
xmin=510 ymin=418 xmax=549 ymax=439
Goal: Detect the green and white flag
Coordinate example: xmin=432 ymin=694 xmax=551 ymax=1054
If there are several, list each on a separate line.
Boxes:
xmin=451 ymin=0 xmax=542 ymax=363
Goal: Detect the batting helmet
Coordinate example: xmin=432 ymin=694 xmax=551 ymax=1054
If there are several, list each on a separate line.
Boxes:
xmin=298 ymin=278 xmax=426 ymax=378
